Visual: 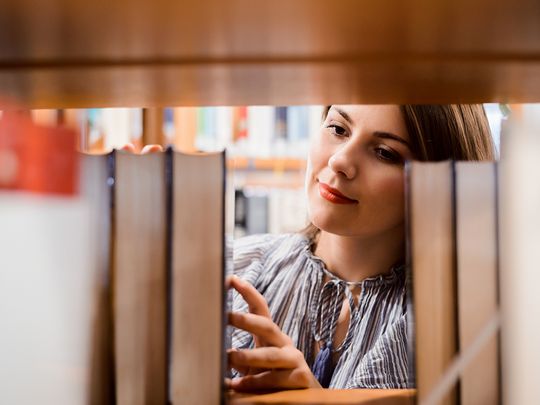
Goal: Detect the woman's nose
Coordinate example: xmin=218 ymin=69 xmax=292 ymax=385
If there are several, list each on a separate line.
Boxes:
xmin=328 ymin=147 xmax=357 ymax=179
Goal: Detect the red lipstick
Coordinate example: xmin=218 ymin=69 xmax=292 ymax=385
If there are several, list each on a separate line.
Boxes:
xmin=318 ymin=182 xmax=358 ymax=204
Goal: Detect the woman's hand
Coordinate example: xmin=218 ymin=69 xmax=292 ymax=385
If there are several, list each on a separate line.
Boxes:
xmin=227 ymin=275 xmax=321 ymax=391
xmin=121 ymin=143 xmax=163 ymax=154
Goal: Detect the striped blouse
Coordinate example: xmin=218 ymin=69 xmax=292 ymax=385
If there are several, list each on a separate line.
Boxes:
xmin=231 ymin=232 xmax=410 ymax=389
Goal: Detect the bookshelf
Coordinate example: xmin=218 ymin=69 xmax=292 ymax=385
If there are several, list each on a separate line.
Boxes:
xmin=230 ymin=157 xmax=305 ymax=172
xmin=229 ymin=388 xmax=415 ymax=404
xmin=2 ymin=1 xmax=539 ymax=404
xmin=1 ymin=0 xmax=539 ymax=108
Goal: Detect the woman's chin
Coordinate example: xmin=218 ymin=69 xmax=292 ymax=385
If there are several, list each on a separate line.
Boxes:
xmin=310 ymin=214 xmax=355 ymax=237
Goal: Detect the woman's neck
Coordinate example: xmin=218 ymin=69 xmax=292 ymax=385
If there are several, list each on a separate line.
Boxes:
xmin=313 ymin=226 xmax=405 ymax=283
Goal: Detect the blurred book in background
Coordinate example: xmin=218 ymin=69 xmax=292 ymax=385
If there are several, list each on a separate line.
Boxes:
xmin=0 ymin=111 xmax=98 ymax=404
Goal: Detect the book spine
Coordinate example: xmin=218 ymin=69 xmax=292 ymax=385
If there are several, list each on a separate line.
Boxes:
xmin=404 ymin=160 xmax=415 ymax=388
xmin=107 ymin=150 xmax=117 ymax=405
xmin=220 ymin=149 xmax=228 ymax=405
xmin=450 ymin=161 xmax=461 ymax=404
xmin=165 ymin=147 xmax=174 ymax=404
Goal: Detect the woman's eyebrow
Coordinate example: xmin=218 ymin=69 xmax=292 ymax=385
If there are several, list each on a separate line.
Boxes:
xmin=374 ymin=131 xmax=411 ymax=149
xmin=333 ymin=107 xmax=411 ymax=149
xmin=333 ymin=107 xmax=354 ymax=125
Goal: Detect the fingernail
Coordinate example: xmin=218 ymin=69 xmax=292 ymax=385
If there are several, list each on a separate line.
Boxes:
xmin=234 ymin=276 xmax=246 ymax=287
xmin=230 ymin=377 xmax=241 ymax=388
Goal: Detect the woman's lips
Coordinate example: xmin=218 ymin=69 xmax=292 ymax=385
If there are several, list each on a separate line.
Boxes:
xmin=318 ymin=182 xmax=358 ymax=204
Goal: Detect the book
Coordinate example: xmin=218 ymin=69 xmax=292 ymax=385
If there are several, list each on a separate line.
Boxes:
xmin=0 ymin=142 xmax=97 ymax=404
xmin=247 ymin=106 xmax=274 ymax=158
xmin=196 ymin=107 xmax=218 ymax=152
xmin=275 ymin=106 xmax=288 ymax=141
xmin=169 ymin=150 xmax=225 ymax=404
xmin=85 ymin=109 xmax=105 ymax=153
xmin=80 ymin=153 xmax=115 ymax=405
xmin=113 ymin=148 xmax=226 ymax=404
xmin=499 ymin=108 xmax=540 ymax=404
xmin=287 ymin=106 xmax=309 ymax=142
xmin=408 ymin=161 xmax=457 ymax=405
xmin=409 ymin=160 xmax=502 ymax=405
xmin=232 ymin=106 xmax=248 ymax=143
xmin=113 ymin=150 xmax=168 ymax=404
xmin=163 ymin=108 xmax=175 ymax=144
xmin=0 ymin=111 xmax=78 ymax=195
xmin=455 ymin=162 xmax=499 ymax=405
xmin=0 ymin=192 xmax=97 ymax=405
xmin=102 ymin=109 xmax=133 ymax=151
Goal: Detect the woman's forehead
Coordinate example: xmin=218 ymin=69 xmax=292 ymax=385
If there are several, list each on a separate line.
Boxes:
xmin=329 ymin=105 xmax=408 ymax=138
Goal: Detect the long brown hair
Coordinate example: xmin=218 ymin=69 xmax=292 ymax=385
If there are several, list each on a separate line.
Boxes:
xmin=399 ymin=105 xmax=495 ymax=161
xmin=302 ymin=104 xmax=496 ymax=239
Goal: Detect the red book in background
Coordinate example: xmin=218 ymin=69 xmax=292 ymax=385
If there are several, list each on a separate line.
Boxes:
xmin=0 ymin=111 xmax=78 ymax=195
xmin=233 ymin=106 xmax=248 ymax=142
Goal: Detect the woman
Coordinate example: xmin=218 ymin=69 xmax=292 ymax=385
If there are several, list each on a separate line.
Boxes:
xmin=227 ymin=104 xmax=495 ymax=391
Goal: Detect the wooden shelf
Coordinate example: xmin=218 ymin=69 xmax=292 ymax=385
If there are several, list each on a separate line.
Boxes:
xmin=228 ymin=388 xmax=415 ymax=405
xmin=229 ymin=157 xmax=306 ymax=171
xmin=1 ymin=0 xmax=539 ymax=107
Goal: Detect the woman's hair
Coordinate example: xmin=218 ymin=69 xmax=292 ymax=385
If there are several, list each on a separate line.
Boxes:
xmin=302 ymin=104 xmax=496 ymax=239
xmin=399 ymin=105 xmax=495 ymax=161
xmin=321 ymin=104 xmax=496 ymax=161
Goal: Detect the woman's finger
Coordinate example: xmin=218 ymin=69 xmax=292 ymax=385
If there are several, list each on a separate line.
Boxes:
xmin=228 ymin=346 xmax=300 ymax=370
xmin=227 ymin=348 xmax=250 ymax=376
xmin=229 ymin=368 xmax=314 ymax=391
xmin=225 ymin=275 xmax=234 ymax=289
xmin=228 ymin=312 xmax=290 ymax=347
xmin=141 ymin=144 xmax=163 ymax=154
xmin=229 ymin=275 xmax=271 ymax=318
xmin=121 ymin=143 xmax=136 ymax=153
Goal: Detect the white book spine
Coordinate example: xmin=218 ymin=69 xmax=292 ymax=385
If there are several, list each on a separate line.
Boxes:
xmin=0 ymin=193 xmax=94 ymax=405
xmin=247 ymin=106 xmax=275 ymax=158
xmin=500 ymin=105 xmax=540 ymax=405
xmin=102 ymin=108 xmax=132 ymax=151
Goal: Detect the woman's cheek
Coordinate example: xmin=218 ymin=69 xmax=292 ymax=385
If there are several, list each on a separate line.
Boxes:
xmin=380 ymin=173 xmax=406 ymax=221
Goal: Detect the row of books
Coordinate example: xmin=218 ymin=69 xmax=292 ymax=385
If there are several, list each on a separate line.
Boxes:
xmin=2 ymin=106 xmax=537 ymax=404
xmin=1 ymin=112 xmax=227 ymax=404
xmin=408 ymin=106 xmax=540 ymax=404
xmin=109 ymin=149 xmax=225 ymax=404
xmin=234 ymin=187 xmax=308 ymax=237
xmin=408 ymin=161 xmax=499 ymax=405
xmin=27 ymin=105 xmax=505 ymax=158
xmin=29 ymin=106 xmax=324 ymax=158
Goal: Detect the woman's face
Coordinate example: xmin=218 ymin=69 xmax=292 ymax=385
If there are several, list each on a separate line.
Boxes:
xmin=306 ymin=105 xmax=413 ymax=238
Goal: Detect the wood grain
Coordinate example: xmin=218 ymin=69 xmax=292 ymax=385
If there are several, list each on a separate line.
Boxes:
xmin=228 ymin=388 xmax=415 ymax=405
xmin=0 ymin=0 xmax=539 ymax=106
xmin=1 ymin=59 xmax=540 ymax=108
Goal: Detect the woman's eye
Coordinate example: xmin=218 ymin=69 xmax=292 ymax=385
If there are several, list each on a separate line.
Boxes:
xmin=375 ymin=147 xmax=402 ymax=164
xmin=327 ymin=125 xmax=347 ymax=137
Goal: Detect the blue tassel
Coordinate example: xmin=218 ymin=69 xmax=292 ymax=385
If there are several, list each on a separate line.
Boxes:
xmin=312 ymin=342 xmax=334 ymax=388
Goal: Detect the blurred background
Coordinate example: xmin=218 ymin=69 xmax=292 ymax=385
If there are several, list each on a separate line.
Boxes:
xmin=21 ymin=104 xmax=506 ymax=237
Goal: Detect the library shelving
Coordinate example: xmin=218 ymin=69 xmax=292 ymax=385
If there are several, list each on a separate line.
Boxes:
xmin=2 ymin=1 xmax=540 ymax=404
xmin=1 ymin=0 xmax=539 ymax=108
